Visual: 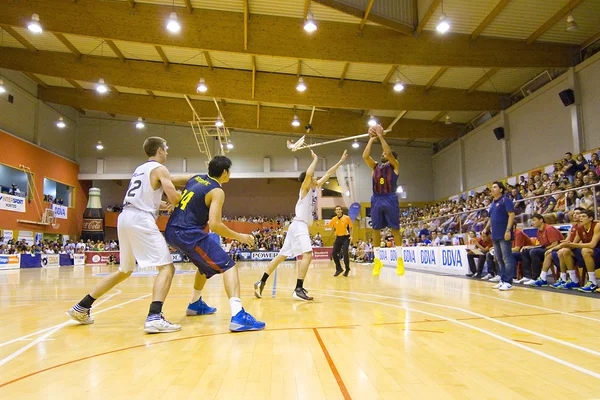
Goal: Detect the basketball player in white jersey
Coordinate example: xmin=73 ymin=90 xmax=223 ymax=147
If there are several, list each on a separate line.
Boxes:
xmin=254 ymin=149 xmax=347 ymax=301
xmin=68 ymin=137 xmax=189 ymax=334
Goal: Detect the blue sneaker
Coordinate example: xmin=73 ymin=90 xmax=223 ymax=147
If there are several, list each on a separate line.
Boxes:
xmin=550 ymin=278 xmax=566 ymax=288
xmin=558 ymin=279 xmax=580 ymax=290
xmin=528 ymin=277 xmax=548 ymax=287
xmin=230 ymin=308 xmax=266 ymax=332
xmin=186 ymin=298 xmax=217 ymax=316
xmin=578 ymin=281 xmax=598 ymax=293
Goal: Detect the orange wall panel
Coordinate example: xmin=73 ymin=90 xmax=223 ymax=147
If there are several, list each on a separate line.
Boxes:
xmin=0 ymin=130 xmax=88 ymax=237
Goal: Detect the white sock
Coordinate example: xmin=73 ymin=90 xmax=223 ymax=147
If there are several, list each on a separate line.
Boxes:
xmin=374 ymin=247 xmax=380 ymax=261
xmin=560 ymin=272 xmax=567 ymax=281
xmin=568 ymin=270 xmax=579 ymax=283
xmin=229 ymin=297 xmax=243 ymax=316
xmin=191 ymin=289 xmax=202 ymax=304
xmin=540 ymin=271 xmax=548 ymax=281
xmin=588 ymin=272 xmax=597 ymax=285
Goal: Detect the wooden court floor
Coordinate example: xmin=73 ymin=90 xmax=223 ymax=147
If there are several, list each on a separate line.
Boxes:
xmin=1 ymin=261 xmax=600 ymax=400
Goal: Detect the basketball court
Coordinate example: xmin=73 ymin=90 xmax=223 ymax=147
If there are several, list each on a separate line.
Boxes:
xmin=1 ymin=261 xmax=599 ymax=399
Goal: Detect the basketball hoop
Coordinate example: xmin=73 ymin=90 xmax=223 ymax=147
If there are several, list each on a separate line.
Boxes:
xmin=52 ymin=223 xmax=59 ymax=229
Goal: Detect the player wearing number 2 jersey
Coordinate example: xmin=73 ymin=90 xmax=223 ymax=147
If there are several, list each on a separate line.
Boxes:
xmin=68 ymin=137 xmax=189 ymax=334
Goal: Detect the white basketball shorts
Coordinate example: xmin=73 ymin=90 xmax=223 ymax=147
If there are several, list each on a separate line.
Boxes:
xmin=117 ymin=208 xmax=172 ymax=272
xmin=279 ymin=220 xmax=312 ymax=258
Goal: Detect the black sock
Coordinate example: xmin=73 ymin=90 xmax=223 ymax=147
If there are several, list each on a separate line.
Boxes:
xmin=261 ymin=273 xmax=270 ymax=283
xmin=148 ymin=301 xmax=163 ymax=316
xmin=296 ymin=279 xmax=304 ymax=289
xmin=78 ymin=294 xmax=96 ymax=309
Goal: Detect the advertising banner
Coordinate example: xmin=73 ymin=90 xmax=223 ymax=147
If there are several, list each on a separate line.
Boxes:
xmin=238 ymin=251 xmax=295 ymax=261
xmin=2 ymin=230 xmax=13 ymax=243
xmin=41 ymin=254 xmax=60 ymax=267
xmin=296 ymin=247 xmax=334 ymax=261
xmin=378 ymin=246 xmax=469 ymax=276
xmin=0 ymin=193 xmax=25 ymax=213
xmin=85 ymin=251 xmax=120 ymax=265
xmin=51 ymin=204 xmax=68 ymax=219
xmin=74 ymin=254 xmax=85 ymax=266
xmin=0 ymin=254 xmax=20 ymax=270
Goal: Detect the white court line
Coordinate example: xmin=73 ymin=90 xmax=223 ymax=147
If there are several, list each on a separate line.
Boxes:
xmin=444 ymin=285 xmax=600 ymax=322
xmin=317 ymin=292 xmax=600 ymax=380
xmin=0 ymin=289 xmax=122 ymax=350
xmin=306 ymin=287 xmax=600 ymax=358
xmin=0 ymin=292 xmax=149 ymax=368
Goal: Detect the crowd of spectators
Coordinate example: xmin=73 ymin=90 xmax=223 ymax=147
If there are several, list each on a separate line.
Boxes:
xmin=0 ymin=238 xmax=119 ymax=255
xmin=401 ymin=151 xmax=600 ymax=242
xmin=43 ymin=194 xmax=64 ymax=205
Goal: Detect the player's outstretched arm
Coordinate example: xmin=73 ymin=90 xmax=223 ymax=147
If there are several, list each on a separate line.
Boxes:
xmin=317 ymin=150 xmax=348 ymax=187
xmin=155 ymin=166 xmax=182 ymax=206
xmin=208 ymin=188 xmax=255 ymax=247
xmin=301 ymin=150 xmax=319 ymax=193
xmin=375 ymin=124 xmax=399 ymax=172
xmin=362 ymin=134 xmax=377 ymax=169
xmin=170 ymin=174 xmax=196 ymax=188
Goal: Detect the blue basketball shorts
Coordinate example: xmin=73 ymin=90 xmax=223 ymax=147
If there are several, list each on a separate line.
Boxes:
xmin=165 ymin=227 xmax=235 ymax=278
xmin=370 ymin=194 xmax=400 ymax=230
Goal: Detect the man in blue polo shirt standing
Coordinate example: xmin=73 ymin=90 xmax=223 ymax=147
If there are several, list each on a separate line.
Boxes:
xmin=485 ymin=181 xmax=516 ymax=291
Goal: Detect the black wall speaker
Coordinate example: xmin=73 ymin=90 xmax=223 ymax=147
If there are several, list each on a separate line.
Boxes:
xmin=559 ymin=89 xmax=575 ymax=106
xmin=493 ymin=127 xmax=505 ymax=140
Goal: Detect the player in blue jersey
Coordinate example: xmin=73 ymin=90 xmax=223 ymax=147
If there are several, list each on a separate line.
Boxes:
xmin=165 ymin=155 xmax=265 ymax=332
xmin=363 ymin=124 xmax=404 ymax=277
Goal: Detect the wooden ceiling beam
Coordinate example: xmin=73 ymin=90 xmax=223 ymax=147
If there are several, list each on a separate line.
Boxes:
xmin=0 ymin=47 xmax=505 ymax=111
xmin=0 ymin=0 xmax=574 ymax=68
xmin=184 ymin=0 xmax=193 ymax=14
xmin=312 ymin=0 xmax=413 ymax=35
xmin=382 ymin=65 xmax=398 ymax=85
xmin=244 ymin=0 xmax=249 ymax=51
xmin=581 ymin=31 xmax=600 ymax=49
xmin=126 ymin=0 xmax=135 ymax=8
xmin=471 ymin=0 xmax=511 ymax=40
xmin=39 ymin=87 xmax=461 ymax=140
xmin=0 ymin=25 xmax=36 ymax=52
xmin=431 ymin=111 xmax=446 ymax=124
xmin=526 ymin=0 xmax=586 ymax=45
xmin=467 ymin=68 xmax=500 ymax=94
xmin=416 ymin=0 xmax=440 ymax=35
xmin=52 ymin=32 xmax=82 ymax=57
xmin=105 ymin=40 xmax=125 ymax=62
xmin=303 ymin=0 xmax=311 ymax=19
xmin=66 ymin=78 xmax=83 ymax=91
xmin=359 ymin=0 xmax=376 ymax=32
xmin=155 ymin=45 xmax=169 ymax=66
xmin=74 ymin=107 xmax=86 ymax=115
xmin=203 ymin=51 xmax=213 ymax=71
xmin=424 ymin=66 xmax=448 ymax=91
xmin=146 ymin=89 xmax=155 ymax=98
xmin=251 ymin=55 xmax=256 ymax=99
xmin=107 ymin=84 xmax=119 ymax=94
xmin=339 ymin=62 xmax=350 ymax=87
xmin=23 ymin=72 xmax=47 ymax=88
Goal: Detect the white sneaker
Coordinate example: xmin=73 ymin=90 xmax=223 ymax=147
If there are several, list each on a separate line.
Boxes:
xmin=499 ymin=282 xmax=513 ymax=291
xmin=489 ymin=275 xmax=501 ymax=283
xmin=67 ymin=306 xmax=94 ymax=325
xmin=492 ymin=282 xmax=502 ymax=289
xmin=516 ymin=277 xmax=529 ymax=284
xmin=481 ymin=273 xmax=492 ymax=280
xmin=512 ymin=279 xmax=520 ymax=284
xmin=523 ymin=279 xmax=536 ymax=285
xmin=144 ymin=313 xmax=181 ymax=334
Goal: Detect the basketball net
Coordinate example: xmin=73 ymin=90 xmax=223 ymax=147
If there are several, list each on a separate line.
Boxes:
xmin=335 ymin=164 xmax=357 ymax=209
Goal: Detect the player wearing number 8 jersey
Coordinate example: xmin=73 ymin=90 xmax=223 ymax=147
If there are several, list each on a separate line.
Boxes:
xmin=165 ymin=155 xmax=265 ymax=332
xmin=363 ymin=124 xmax=404 ymax=277
xmin=68 ymin=137 xmax=188 ymax=334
